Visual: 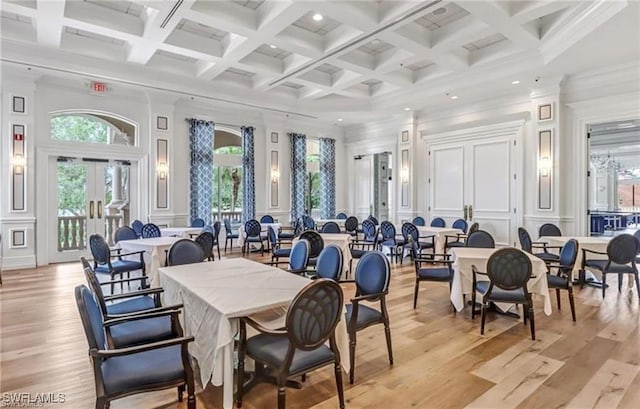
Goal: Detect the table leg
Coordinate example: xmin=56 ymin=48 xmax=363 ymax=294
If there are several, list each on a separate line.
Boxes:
xmin=223 ymin=343 xmax=234 ymax=409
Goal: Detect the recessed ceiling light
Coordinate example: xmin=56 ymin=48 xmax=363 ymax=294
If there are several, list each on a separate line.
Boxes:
xmin=511 ymin=80 xmax=520 ymax=85
xmin=450 ymin=95 xmax=458 ymax=100
xmin=433 ymin=7 xmax=447 ymax=16
xmin=312 ymin=13 xmax=323 ymax=21
xmin=269 ymin=44 xmax=277 ymax=49
xmin=337 ymin=118 xmax=343 ymax=122
xmin=404 ymin=107 xmax=411 ymax=111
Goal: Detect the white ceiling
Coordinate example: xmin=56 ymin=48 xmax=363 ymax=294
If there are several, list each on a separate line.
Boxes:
xmin=0 ymin=0 xmax=638 ymax=123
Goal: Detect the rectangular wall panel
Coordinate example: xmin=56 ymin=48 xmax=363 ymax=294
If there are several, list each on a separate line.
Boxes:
xmin=472 ymin=141 xmax=510 ymax=212
xmin=432 ymin=146 xmax=464 ymax=211
xmin=12 ymin=123 xmax=25 ymax=211
xmin=271 ymin=150 xmax=279 ymax=207
xmin=156 ymin=139 xmax=168 ymax=209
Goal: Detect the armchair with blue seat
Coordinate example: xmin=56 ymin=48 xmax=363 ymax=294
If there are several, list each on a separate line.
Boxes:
xmin=90 ymin=234 xmax=146 ymax=295
xmin=379 ymin=221 xmax=404 ymax=263
xmin=224 ymin=219 xmax=239 ymax=252
xmin=472 ymin=248 xmax=536 ymax=339
xmin=445 ymin=221 xmax=477 ymax=250
xmin=268 ymin=226 xmax=291 ymax=263
xmin=346 ymin=251 xmax=393 ymax=384
xmin=401 ymin=222 xmax=435 ymax=262
xmin=344 ymin=216 xmax=359 ymax=238
xmin=408 ymin=238 xmax=453 ymax=310
xmin=321 ymin=221 xmax=341 ymax=233
xmin=131 ymin=219 xmax=144 ymax=238
xmin=267 ymin=239 xmax=310 ymax=275
xmin=243 ymin=219 xmax=267 ymax=257
xmin=582 ymin=233 xmax=639 ymax=298
xmin=235 ymin=279 xmax=345 ymax=409
xmin=114 ymin=226 xmax=138 ymax=243
xmin=75 ymin=285 xmax=196 ymax=409
xmin=545 ymin=239 xmax=579 ymax=321
xmin=301 ymin=215 xmax=316 ymax=231
xmin=211 ymin=221 xmax=222 ymax=259
xmin=260 ymin=215 xmax=275 ymax=224
xmin=539 ymin=223 xmax=562 ymax=237
xmin=466 ymin=230 xmax=495 ymax=248
xmin=518 ymin=227 xmax=560 ymax=263
xmin=348 ymin=219 xmax=378 ymax=275
xmin=412 ymin=216 xmax=426 ymax=227
xmin=191 ymin=218 xmax=205 ymax=227
xmin=141 ymin=223 xmax=161 ymax=238
xmin=194 ymin=232 xmax=215 ymax=261
xmin=167 ymin=239 xmax=205 ymax=266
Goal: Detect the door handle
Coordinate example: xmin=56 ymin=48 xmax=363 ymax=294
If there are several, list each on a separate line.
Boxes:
xmin=89 ymin=201 xmax=95 ymax=219
xmin=97 ymin=200 xmax=103 ymax=219
xmin=463 ymin=205 xmax=469 ymax=220
xmin=468 ymin=205 xmax=473 ymax=221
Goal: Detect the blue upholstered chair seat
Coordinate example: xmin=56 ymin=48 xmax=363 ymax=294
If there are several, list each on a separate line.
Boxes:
xmin=346 ymin=304 xmax=382 ymax=330
xmin=102 ymin=345 xmax=185 ymax=395
xmin=227 ymin=233 xmax=239 ymax=239
xmin=446 ymin=241 xmax=465 ymax=248
xmin=534 ymin=252 xmax=559 ymax=261
xmin=584 ymin=260 xmax=634 ymax=274
xmin=547 ymin=274 xmax=570 ymax=288
xmin=278 ymin=232 xmax=295 ymax=239
xmin=246 ymin=236 xmax=263 ymax=243
xmin=417 ymin=267 xmax=451 ymax=281
xmin=246 ymin=334 xmax=335 ymax=374
xmin=350 ymin=248 xmax=367 ymax=258
xmin=380 ymin=239 xmax=397 ymax=247
xmin=110 ymin=316 xmax=174 ymax=347
xmin=273 ymin=248 xmax=291 ymax=258
xmin=95 ymin=260 xmax=144 ymax=274
xmin=106 ymin=296 xmax=157 ymax=316
xmin=475 ymin=281 xmax=526 ymax=303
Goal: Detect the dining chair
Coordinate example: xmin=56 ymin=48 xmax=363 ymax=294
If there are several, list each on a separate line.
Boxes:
xmin=349 ymin=219 xmax=378 ymax=275
xmin=268 ymin=226 xmax=291 ymax=263
xmin=287 ymin=239 xmax=310 ymax=274
xmin=89 ymin=234 xmax=146 ymax=295
xmin=243 ymin=219 xmax=266 ymax=256
xmin=412 ymin=216 xmax=426 ymax=227
xmin=452 ymin=218 xmax=468 ymax=234
xmin=582 ymin=233 xmax=639 ymax=298
xmin=260 ymin=215 xmax=275 ymax=223
xmin=379 ymin=221 xmax=403 ymax=263
xmin=347 ymin=251 xmax=393 ymax=384
xmin=445 ymin=222 xmax=478 ymax=250
xmin=75 ymin=285 xmax=196 ymax=409
xmin=141 ymin=223 xmax=161 ymax=238
xmin=401 ymin=222 xmax=435 ymax=261
xmin=191 ymin=218 xmax=205 ymax=227
xmin=277 ymin=221 xmax=297 ymax=242
xmin=545 ymin=239 xmax=579 ymax=321
xmin=466 ymin=230 xmax=495 ymax=248
xmin=167 ymin=239 xmax=205 ymax=266
xmin=321 ymin=222 xmax=341 ymax=233
xmin=299 ymin=230 xmax=324 ymax=267
xmin=224 ymin=219 xmax=239 ymax=252
xmin=471 ymin=248 xmax=536 ymax=340
xmin=518 ymin=227 xmax=560 ymax=263
xmin=408 ymin=238 xmax=453 ymax=309
xmin=313 ymin=244 xmax=344 ymax=281
xmin=131 ymin=219 xmax=144 ymax=238
xmin=430 ymin=217 xmax=446 ymax=227
xmin=236 ymin=279 xmax=345 ymax=409
xmin=336 ymin=212 xmax=348 ymax=219
xmin=539 ymin=223 xmax=561 ymax=237
xmin=368 ymin=215 xmax=379 ymax=226
xmin=114 ymin=226 xmax=138 ymax=243
xmin=195 ymin=232 xmax=215 ymax=261
xmin=344 ymin=216 xmax=359 ymax=237
xmin=634 ymin=230 xmax=640 ymax=264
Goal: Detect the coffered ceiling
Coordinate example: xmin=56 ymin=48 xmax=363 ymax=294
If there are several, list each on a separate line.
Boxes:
xmin=0 ymin=0 xmax=635 ymax=121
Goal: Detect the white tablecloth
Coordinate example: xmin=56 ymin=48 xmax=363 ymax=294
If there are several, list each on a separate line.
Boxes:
xmin=116 ymin=236 xmax=181 ymax=286
xmin=316 ymin=219 xmax=346 ymax=229
xmin=450 ymin=247 xmax=552 ymax=315
xmin=161 ymin=227 xmax=203 ymax=238
xmin=157 ymin=258 xmax=350 ymax=409
xmin=295 ymin=233 xmax=353 ymax=278
xmin=238 ymin=222 xmax=282 ymax=247
xmin=540 ymin=236 xmax=610 ymax=279
xmin=417 ymin=226 xmax=463 ymax=255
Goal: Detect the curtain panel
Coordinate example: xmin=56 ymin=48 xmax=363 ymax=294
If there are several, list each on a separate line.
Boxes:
xmin=319 ymin=137 xmax=336 ymax=219
xmin=187 ymin=118 xmax=214 ymax=226
xmin=241 ymin=126 xmax=255 ymax=222
xmin=289 ymin=133 xmax=307 ymax=223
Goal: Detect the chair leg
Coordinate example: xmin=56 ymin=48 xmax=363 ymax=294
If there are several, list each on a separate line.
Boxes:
xmin=523 ymin=305 xmax=527 ymax=325
xmin=602 ymin=272 xmax=607 ymax=298
xmin=277 ymin=377 xmax=286 ymax=409
xmin=217 ymin=245 xmax=221 ymax=260
xmin=335 ymin=361 xmax=345 ymax=409
xmin=413 ymin=279 xmax=419 ymax=309
xmin=618 ymin=273 xmax=623 ymax=292
xmin=177 ymin=385 xmax=184 ymax=402
xmin=95 ymin=397 xmax=107 ymax=409
xmin=555 ymin=289 xmax=561 ymax=310
xmin=635 ymin=273 xmax=640 ymax=297
xmin=568 ymin=287 xmax=576 ymax=322
xmin=471 ymin=289 xmax=477 ymax=319
xmin=528 ymin=303 xmax=536 ymax=340
xmin=480 ymin=303 xmax=487 ymax=335
xmin=349 ymin=334 xmax=356 ymax=384
xmin=225 ymin=238 xmax=228 ymax=252
xmin=384 ymin=321 xmax=394 ymax=365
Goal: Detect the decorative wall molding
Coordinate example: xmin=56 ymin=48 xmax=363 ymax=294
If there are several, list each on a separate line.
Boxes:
xmin=420 ymin=119 xmax=525 ymax=143
xmin=1 ymin=254 xmax=37 ymax=271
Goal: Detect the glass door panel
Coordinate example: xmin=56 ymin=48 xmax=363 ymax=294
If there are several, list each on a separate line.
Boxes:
xmin=57 ymin=162 xmax=89 ymax=253
xmin=213 ymin=165 xmax=243 ymax=221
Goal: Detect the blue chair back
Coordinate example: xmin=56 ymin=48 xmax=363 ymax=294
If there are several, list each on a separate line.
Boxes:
xmin=268 ymin=226 xmax=278 ymax=247
xmin=141 ymin=223 xmax=161 ymax=238
xmin=368 ymin=215 xmax=379 ymax=226
xmin=518 ymin=228 xmax=533 ymax=252
xmin=466 ymin=230 xmax=495 ymax=248
xmin=302 ymin=215 xmax=316 ymax=230
xmin=345 ymin=216 xmax=358 ymax=233
xmin=539 ymin=223 xmax=561 ymax=237
xmin=167 ymin=239 xmax=204 ymax=266
xmin=559 ymin=239 xmax=578 ymax=271
xmin=355 ymin=251 xmax=391 ymax=296
xmin=607 ymin=234 xmax=639 ymax=264
xmin=75 ymin=284 xmax=106 ymax=350
xmin=191 ymin=218 xmax=205 ymax=227
xmin=260 ymin=215 xmax=275 ymax=224
xmin=212 ymin=221 xmax=221 ymax=241
xmin=401 ymin=222 xmax=419 ymax=242
xmin=380 ymin=221 xmax=396 ymax=241
xmin=430 ymin=217 xmax=446 ymax=227
xmin=114 ymin=226 xmax=137 ymax=243
xmin=315 ymin=244 xmax=343 ymax=281
xmin=321 ymin=222 xmax=341 ymax=233
xmin=224 ymin=219 xmax=233 ymax=237
xmin=336 ymin=213 xmax=348 ymax=220
xmin=131 ymin=219 xmax=143 ymax=238
xmin=452 ymin=219 xmax=468 ymax=233
xmin=412 ymin=216 xmax=426 ymax=226
xmin=362 ymin=219 xmax=377 ymax=242
xmin=89 ymin=234 xmax=110 ymax=264
xmin=289 ymin=239 xmax=310 ymax=271
xmin=245 ymin=219 xmax=262 ymax=238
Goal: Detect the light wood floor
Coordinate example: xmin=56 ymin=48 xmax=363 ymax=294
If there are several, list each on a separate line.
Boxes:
xmin=1 ymin=251 xmax=639 ymax=409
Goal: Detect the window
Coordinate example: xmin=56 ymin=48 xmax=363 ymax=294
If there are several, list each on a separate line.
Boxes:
xmin=212 ymin=132 xmax=243 ymax=221
xmin=306 ymin=140 xmax=320 ymax=216
xmin=51 ymin=112 xmax=136 ymax=145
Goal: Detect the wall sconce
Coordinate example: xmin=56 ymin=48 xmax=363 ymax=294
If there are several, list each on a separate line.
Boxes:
xmin=538 ymin=156 xmax=551 ymax=177
xmin=400 ymin=166 xmax=409 ymax=183
xmin=271 ymin=168 xmax=280 ymax=182
xmin=12 ymin=154 xmax=26 ymax=175
xmin=157 ymin=161 xmax=168 ymax=180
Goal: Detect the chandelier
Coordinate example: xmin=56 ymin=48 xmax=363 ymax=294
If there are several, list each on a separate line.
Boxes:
xmin=590 ymin=152 xmax=621 ymax=171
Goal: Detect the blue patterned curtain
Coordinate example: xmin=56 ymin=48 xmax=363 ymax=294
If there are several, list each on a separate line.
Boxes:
xmin=241 ymin=126 xmax=255 ymax=222
xmin=319 ymin=138 xmax=336 ymax=219
xmin=289 ymin=133 xmax=307 ymax=223
xmin=187 ymin=119 xmax=214 ymax=226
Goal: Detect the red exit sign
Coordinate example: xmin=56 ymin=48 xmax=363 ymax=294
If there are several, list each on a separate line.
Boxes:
xmin=90 ymin=81 xmax=108 ymax=95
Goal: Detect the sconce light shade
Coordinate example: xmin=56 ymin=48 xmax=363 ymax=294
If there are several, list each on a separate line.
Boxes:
xmin=539 ymin=156 xmax=551 ymax=177
xmin=157 ymin=161 xmax=168 ymax=180
xmin=12 ymin=154 xmax=26 ymax=175
xmin=271 ymin=168 xmax=280 ymax=182
xmin=400 ymin=166 xmax=410 ymax=182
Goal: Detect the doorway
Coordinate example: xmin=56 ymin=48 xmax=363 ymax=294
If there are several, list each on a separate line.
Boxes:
xmin=50 ymin=158 xmax=131 ymax=263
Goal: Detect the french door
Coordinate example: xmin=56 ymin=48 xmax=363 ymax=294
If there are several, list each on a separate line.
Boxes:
xmin=428 ymin=135 xmax=518 ymax=246
xmin=50 ymin=158 xmax=130 ymax=263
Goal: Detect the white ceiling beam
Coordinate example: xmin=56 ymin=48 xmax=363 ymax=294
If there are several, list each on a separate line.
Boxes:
xmin=36 ymin=0 xmax=65 ymax=47
xmin=458 ymin=1 xmax=539 ymax=49
xmin=511 ymin=1 xmax=575 ymax=24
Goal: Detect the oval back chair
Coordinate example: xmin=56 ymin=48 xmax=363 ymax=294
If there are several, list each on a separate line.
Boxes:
xmin=466 ymin=230 xmax=495 ymax=248
xmin=167 ymin=239 xmax=204 ymax=266
xmin=315 ymin=244 xmax=344 ymax=281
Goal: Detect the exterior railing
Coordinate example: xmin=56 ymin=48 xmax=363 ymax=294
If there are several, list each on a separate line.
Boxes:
xmin=57 ymin=214 xmax=123 ymax=251
xmin=212 ymin=210 xmax=243 ymax=222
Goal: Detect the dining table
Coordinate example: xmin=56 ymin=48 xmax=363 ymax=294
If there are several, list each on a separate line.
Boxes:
xmin=394 ymin=224 xmax=463 ymax=258
xmin=295 ymin=232 xmax=354 ymax=278
xmin=116 ymin=236 xmax=182 ymax=286
xmin=160 ymin=226 xmax=203 ymax=238
xmin=237 ymin=222 xmax=282 ymax=248
xmin=157 ymin=258 xmax=350 ymax=409
xmin=450 ymin=247 xmax=552 ymax=316
xmin=539 ymin=235 xmax=611 ymax=285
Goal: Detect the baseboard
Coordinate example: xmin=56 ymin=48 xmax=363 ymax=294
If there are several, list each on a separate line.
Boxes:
xmin=1 ymin=254 xmax=37 ymax=271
